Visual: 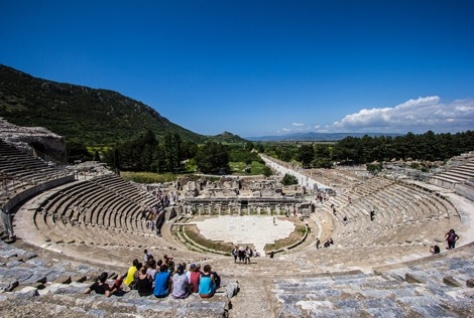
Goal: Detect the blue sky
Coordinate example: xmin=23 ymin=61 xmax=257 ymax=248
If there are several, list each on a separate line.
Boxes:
xmin=1 ymin=0 xmax=473 ymax=137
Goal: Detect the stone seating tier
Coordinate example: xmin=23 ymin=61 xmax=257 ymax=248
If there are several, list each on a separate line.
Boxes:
xmin=327 ymin=179 xmax=459 ymax=248
xmin=271 ymin=243 xmax=474 ymax=317
xmin=0 ymin=241 xmax=231 ymax=318
xmin=92 ymin=174 xmax=161 ymax=208
xmin=29 ymin=177 xmax=159 ymax=247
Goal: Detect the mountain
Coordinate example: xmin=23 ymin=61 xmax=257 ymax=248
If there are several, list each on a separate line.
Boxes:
xmin=245 ymin=132 xmax=403 ymax=142
xmin=208 ymin=131 xmax=248 ymax=143
xmin=0 ymin=64 xmax=206 ymax=145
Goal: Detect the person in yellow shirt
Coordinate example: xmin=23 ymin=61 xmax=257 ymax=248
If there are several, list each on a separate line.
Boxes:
xmin=123 ymin=259 xmax=140 ymax=287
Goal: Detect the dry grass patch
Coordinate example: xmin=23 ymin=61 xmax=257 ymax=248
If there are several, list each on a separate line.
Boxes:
xmin=264 ymin=218 xmax=308 ymax=252
xmin=183 ymin=225 xmax=236 ymax=254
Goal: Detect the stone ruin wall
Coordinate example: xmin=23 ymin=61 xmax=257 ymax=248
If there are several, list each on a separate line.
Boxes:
xmin=143 ymin=175 xmax=313 ymax=217
xmin=0 ymin=117 xmax=67 ymax=162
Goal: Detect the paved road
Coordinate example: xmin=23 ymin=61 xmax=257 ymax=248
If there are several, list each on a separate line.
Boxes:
xmin=260 ymin=154 xmax=330 ymax=191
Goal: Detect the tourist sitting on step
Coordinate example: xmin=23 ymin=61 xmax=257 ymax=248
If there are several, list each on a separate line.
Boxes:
xmin=132 ymin=262 xmax=144 ymax=288
xmin=199 ymin=264 xmax=218 ymax=298
xmin=84 ymin=272 xmax=123 ymax=298
xmin=172 ymin=264 xmax=191 ymax=299
xmin=143 ymin=249 xmax=154 ymax=263
xmin=164 ymin=255 xmax=175 ymax=273
xmin=315 ymin=237 xmax=320 ymax=249
xmin=154 ymin=264 xmax=172 ymax=298
xmin=136 ymin=266 xmax=153 ymax=297
xmin=324 ymin=238 xmax=334 ymax=248
xmin=445 ymin=229 xmax=460 ymax=250
xmin=145 ymin=259 xmax=157 ymax=283
xmin=123 ymin=259 xmax=140 ymax=289
xmin=430 ymin=245 xmax=441 ymax=254
xmin=187 ymin=263 xmax=202 ymax=293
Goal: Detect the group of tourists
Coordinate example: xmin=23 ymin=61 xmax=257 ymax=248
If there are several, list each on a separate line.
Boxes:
xmin=315 ymin=237 xmax=334 ymax=249
xmin=315 ymin=192 xmax=328 ymax=203
xmin=231 ymin=245 xmax=259 ymax=264
xmin=85 ymin=249 xmax=221 ymax=299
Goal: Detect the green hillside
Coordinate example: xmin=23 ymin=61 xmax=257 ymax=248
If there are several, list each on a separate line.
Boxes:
xmin=0 ymin=64 xmax=206 ymax=145
xmin=208 ymin=131 xmax=248 ymax=144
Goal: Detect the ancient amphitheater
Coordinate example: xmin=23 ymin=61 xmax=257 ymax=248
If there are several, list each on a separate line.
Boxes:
xmin=1 ymin=133 xmax=474 ymax=317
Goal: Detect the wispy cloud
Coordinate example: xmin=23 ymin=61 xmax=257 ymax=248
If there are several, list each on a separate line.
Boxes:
xmin=282 ymin=127 xmax=291 ymax=132
xmin=324 ymin=96 xmax=474 ymax=133
xmin=292 ymin=122 xmax=304 ymax=127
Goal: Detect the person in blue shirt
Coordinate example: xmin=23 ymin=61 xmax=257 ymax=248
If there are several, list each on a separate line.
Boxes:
xmin=198 ymin=264 xmax=216 ymax=298
xmin=154 ymin=264 xmax=172 ymax=298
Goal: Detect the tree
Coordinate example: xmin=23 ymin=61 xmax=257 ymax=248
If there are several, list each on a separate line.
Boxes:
xmin=244 ymin=141 xmax=255 ymax=152
xmin=297 ymin=144 xmax=315 ymax=168
xmin=66 ymin=141 xmax=92 ymax=163
xmin=163 ymin=133 xmax=182 ymax=172
xmin=281 ymin=173 xmax=298 ymax=186
xmin=101 ymin=129 xmax=160 ymax=171
xmin=181 ymin=140 xmax=198 ymax=160
xmin=93 ymin=150 xmax=101 ymax=162
xmin=194 ymin=142 xmax=230 ymax=174
xmin=262 ymin=165 xmax=272 ymax=177
xmin=311 ymin=157 xmax=333 ymax=168
xmin=366 ymin=163 xmax=383 ymax=175
xmin=312 ymin=144 xmax=332 ymax=168
xmin=255 ymin=143 xmax=265 ymax=153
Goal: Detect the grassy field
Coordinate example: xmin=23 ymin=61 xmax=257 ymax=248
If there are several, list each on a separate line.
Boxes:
xmin=120 ymin=171 xmax=201 ymax=183
xmin=229 ymin=160 xmax=267 ymax=175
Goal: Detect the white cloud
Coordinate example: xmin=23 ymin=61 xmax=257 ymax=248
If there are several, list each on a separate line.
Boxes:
xmin=328 ymin=96 xmax=474 ymax=133
xmin=292 ymin=122 xmax=305 ymax=127
xmin=282 ymin=128 xmax=291 ymax=132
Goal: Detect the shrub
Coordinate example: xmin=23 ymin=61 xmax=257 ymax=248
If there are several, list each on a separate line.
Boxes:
xmin=281 ymin=173 xmax=298 ymax=185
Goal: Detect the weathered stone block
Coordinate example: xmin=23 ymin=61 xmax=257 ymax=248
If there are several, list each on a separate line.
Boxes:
xmin=405 ymin=273 xmax=425 ymax=284
xmin=0 ymin=278 xmax=19 ymax=292
xmin=466 ymin=278 xmax=474 ymax=288
xmin=53 ymin=276 xmax=72 ymax=284
xmin=443 ymin=276 xmax=461 ymax=287
xmin=16 ymin=286 xmax=39 ymax=297
xmin=31 ymin=282 xmax=46 ymax=289
xmin=72 ymin=275 xmax=87 ymax=283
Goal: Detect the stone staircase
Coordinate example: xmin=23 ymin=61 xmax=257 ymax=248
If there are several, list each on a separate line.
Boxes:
xmin=271 ymin=244 xmax=474 ymax=317
xmin=430 ymin=158 xmax=474 ymax=189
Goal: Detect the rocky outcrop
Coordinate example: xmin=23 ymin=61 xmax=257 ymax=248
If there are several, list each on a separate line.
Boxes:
xmin=0 ymin=117 xmax=66 ymax=162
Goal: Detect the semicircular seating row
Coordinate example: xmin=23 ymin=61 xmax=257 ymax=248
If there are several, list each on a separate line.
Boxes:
xmin=0 ymin=139 xmax=70 ymax=204
xmin=318 ymin=175 xmax=460 ymax=248
xmin=32 ymin=174 xmax=165 ymax=247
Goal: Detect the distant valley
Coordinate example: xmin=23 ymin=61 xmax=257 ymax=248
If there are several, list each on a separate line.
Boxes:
xmin=246 ymin=132 xmax=403 ymax=142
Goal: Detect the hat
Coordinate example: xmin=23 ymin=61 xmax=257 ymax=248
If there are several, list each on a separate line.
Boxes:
xmin=189 ymin=263 xmax=196 ymax=270
xmin=177 ymin=264 xmax=184 ymax=272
